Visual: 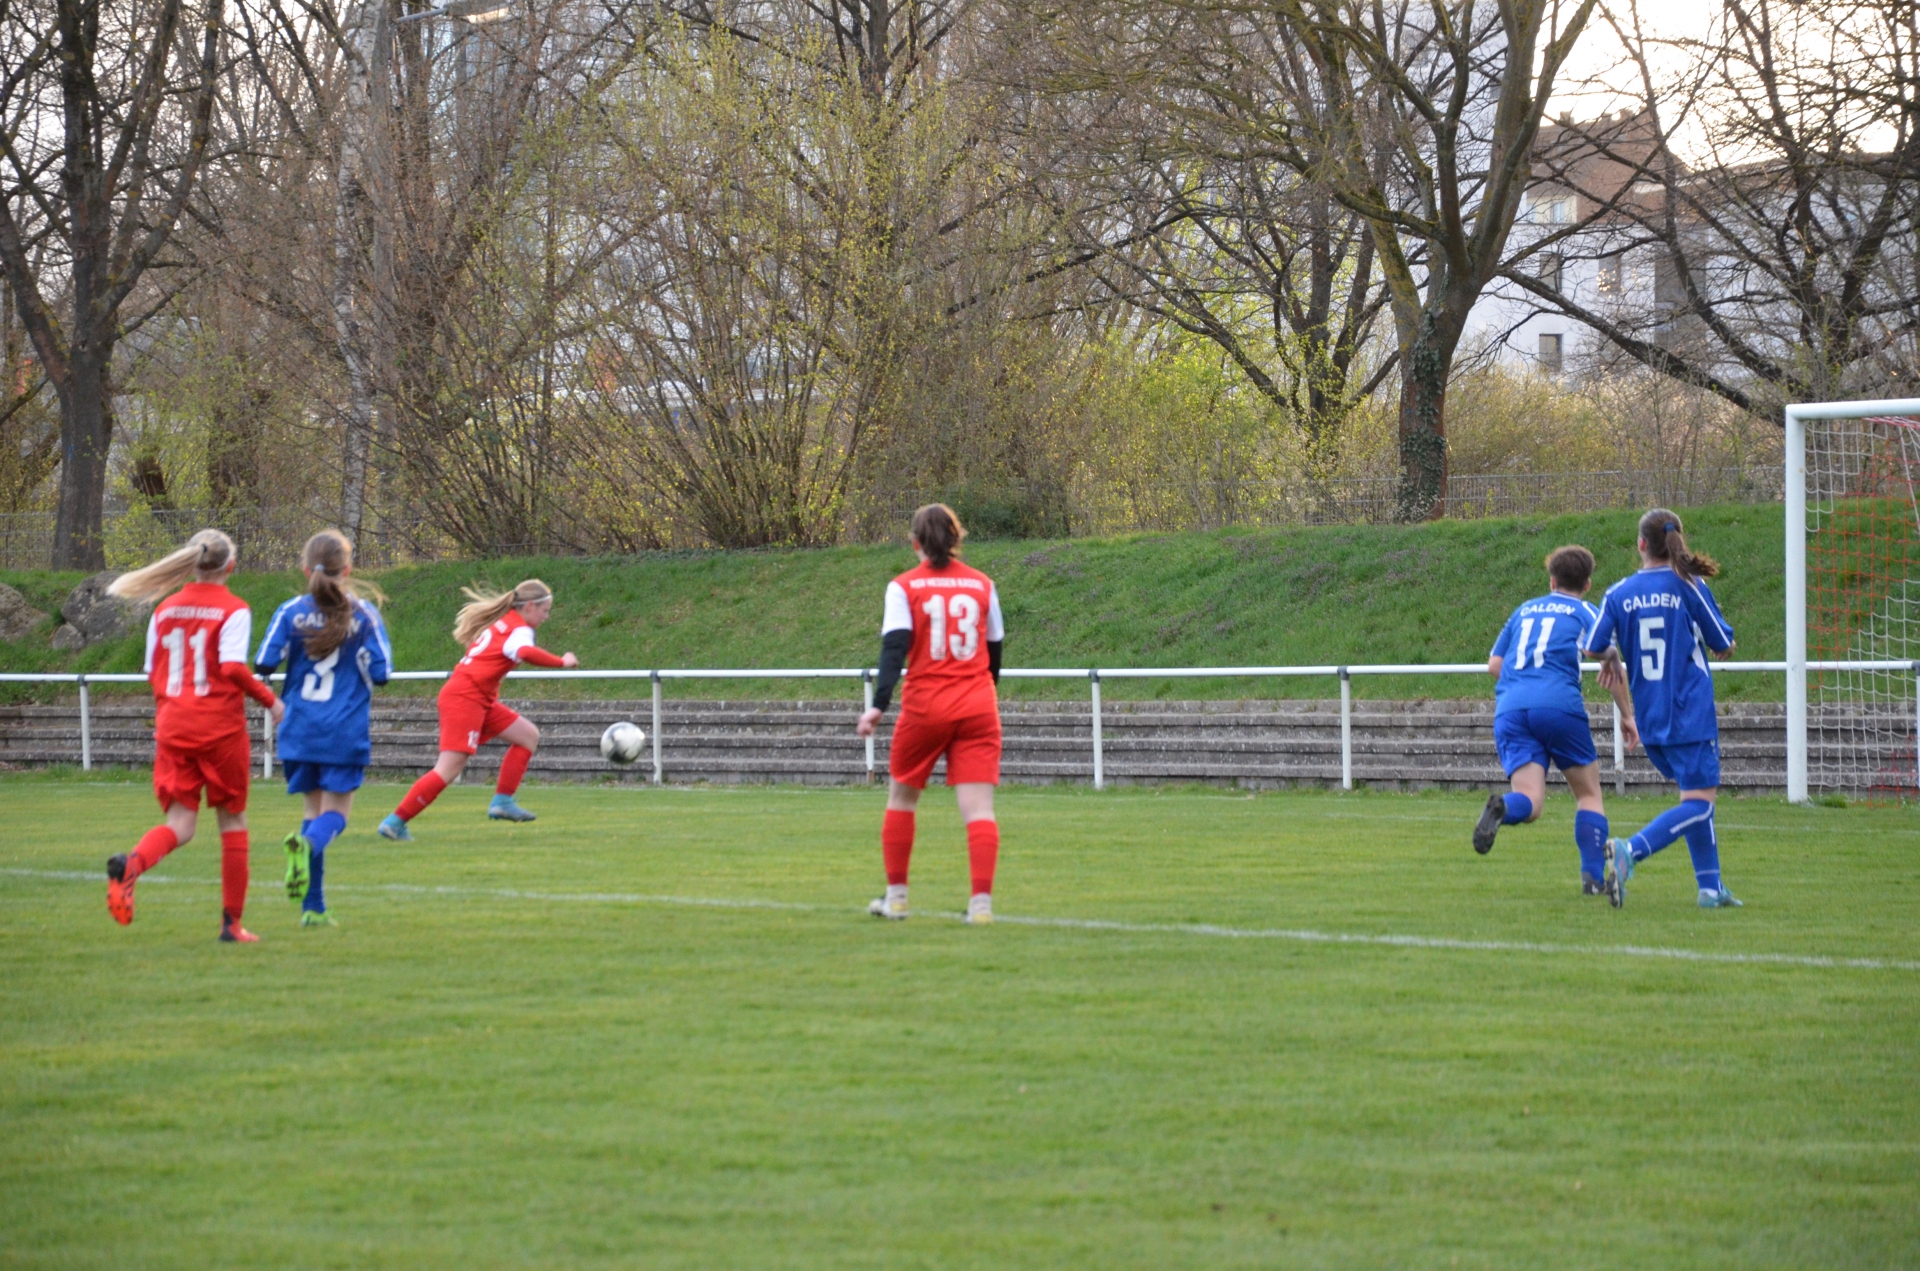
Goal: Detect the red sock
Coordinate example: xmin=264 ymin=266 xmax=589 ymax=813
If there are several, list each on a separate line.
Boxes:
xmin=882 ymin=810 xmax=915 ymax=885
xmin=966 ymin=820 xmax=999 ymax=896
xmin=396 ymin=771 xmax=447 ymax=822
xmin=125 ymin=825 xmax=180 ymax=882
xmin=220 ymin=830 xmax=249 ymax=923
xmin=496 ymin=745 xmax=532 ymax=797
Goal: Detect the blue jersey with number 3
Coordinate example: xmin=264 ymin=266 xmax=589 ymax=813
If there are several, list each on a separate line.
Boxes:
xmin=1583 ymin=567 xmax=1733 ymax=745
xmin=254 ymin=595 xmax=393 ymax=766
xmin=1490 ymin=592 xmax=1600 ymax=718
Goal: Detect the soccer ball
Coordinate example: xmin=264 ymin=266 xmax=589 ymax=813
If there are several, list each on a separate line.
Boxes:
xmin=600 ymin=721 xmax=647 ymax=765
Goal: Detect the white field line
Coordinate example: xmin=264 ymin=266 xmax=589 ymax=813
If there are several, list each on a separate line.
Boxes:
xmin=6 ymin=867 xmax=1917 ymax=973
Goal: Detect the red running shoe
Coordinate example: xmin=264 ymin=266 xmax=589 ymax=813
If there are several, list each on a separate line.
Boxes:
xmin=106 ymin=854 xmax=135 ymax=926
xmin=218 ymin=919 xmax=259 ymax=944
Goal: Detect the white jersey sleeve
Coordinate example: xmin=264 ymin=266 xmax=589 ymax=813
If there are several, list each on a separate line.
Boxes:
xmin=142 ymin=611 xmax=160 ymax=674
xmin=502 ymin=625 xmax=537 ymax=663
xmin=217 ymin=608 xmax=252 ymax=665
xmin=986 ymin=583 xmax=1005 ymax=641
xmin=881 ymin=580 xmax=912 ymax=634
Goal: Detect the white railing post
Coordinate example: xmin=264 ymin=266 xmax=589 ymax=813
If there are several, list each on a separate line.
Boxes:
xmin=1786 ymin=404 xmax=1809 ymax=802
xmin=262 ymin=683 xmax=275 ymax=779
xmin=651 ymin=670 xmax=663 ymax=786
xmin=1612 ymin=701 xmax=1625 ymax=795
xmin=1913 ymin=662 xmax=1919 ymax=796
xmin=862 ymin=669 xmax=875 ymax=784
xmin=77 ymin=674 xmax=91 ymax=772
xmin=1338 ymin=667 xmax=1352 ymax=791
xmin=1090 ymin=669 xmax=1104 ymax=791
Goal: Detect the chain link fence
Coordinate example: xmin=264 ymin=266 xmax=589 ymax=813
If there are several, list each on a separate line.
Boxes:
xmin=0 ymin=466 xmax=1783 ymax=570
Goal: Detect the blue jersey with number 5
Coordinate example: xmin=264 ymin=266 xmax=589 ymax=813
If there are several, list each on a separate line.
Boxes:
xmin=254 ymin=595 xmax=393 ymax=766
xmin=1490 ymin=592 xmax=1600 ymax=718
xmin=1584 ymin=567 xmax=1733 ymax=745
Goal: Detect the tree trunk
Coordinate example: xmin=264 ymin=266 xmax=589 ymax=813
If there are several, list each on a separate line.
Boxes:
xmin=52 ymin=349 xmax=113 ymax=569
xmin=1395 ymin=315 xmax=1456 ymax=522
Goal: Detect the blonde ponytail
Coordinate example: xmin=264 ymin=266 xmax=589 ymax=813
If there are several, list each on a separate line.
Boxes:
xmin=108 ymin=529 xmax=236 ymax=604
xmin=452 ymin=578 xmax=552 ymax=646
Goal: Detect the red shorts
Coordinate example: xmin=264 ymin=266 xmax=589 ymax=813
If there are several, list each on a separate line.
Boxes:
xmin=153 ymin=733 xmax=252 ymax=813
xmin=439 ymin=691 xmax=522 ymax=755
xmin=888 ymin=711 xmax=1002 ymax=789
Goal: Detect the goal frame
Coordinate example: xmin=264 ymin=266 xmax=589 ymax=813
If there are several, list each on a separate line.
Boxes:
xmin=1785 ymin=397 xmax=1920 ymax=803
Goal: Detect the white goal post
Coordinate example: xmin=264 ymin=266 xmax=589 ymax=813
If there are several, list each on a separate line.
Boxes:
xmin=1785 ymin=398 xmax=1920 ymax=803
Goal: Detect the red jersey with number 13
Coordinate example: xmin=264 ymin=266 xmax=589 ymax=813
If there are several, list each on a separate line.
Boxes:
xmin=444 ymin=609 xmax=566 ymax=702
xmin=883 ymin=560 xmax=1005 ymax=721
xmin=143 ymin=582 xmax=265 ymax=748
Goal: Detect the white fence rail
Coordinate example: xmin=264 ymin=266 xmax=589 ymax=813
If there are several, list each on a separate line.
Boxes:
xmin=5 ymin=661 xmax=1916 ymax=791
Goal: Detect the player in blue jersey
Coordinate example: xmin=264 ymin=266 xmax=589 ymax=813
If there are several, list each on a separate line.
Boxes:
xmin=1473 ymin=545 xmax=1639 ymax=894
xmin=1583 ymin=509 xmax=1740 ymax=910
xmin=253 ymin=530 xmax=392 ymax=927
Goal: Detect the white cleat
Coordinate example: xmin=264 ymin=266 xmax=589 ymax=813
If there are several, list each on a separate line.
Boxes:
xmin=869 ymin=885 xmax=909 ymax=920
xmin=965 ymin=893 xmax=993 ymax=925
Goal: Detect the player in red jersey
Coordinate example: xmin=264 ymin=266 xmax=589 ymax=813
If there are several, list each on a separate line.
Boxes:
xmin=377 ymin=579 xmax=577 ymax=839
xmin=856 ymin=504 xmax=1006 ymax=925
xmin=103 ymin=530 xmax=285 ymax=942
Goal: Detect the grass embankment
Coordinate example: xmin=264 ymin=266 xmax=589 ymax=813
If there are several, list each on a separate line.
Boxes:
xmin=0 ymin=503 xmax=1785 ymax=701
xmin=2 ymin=778 xmax=1916 ymax=1268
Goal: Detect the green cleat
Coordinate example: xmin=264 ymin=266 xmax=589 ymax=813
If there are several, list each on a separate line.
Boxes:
xmin=488 ymin=795 xmax=537 ymax=823
xmin=1699 ymin=888 xmax=1744 ymax=909
xmin=283 ymin=832 xmax=312 ymax=902
xmin=300 ymin=909 xmax=338 ymax=928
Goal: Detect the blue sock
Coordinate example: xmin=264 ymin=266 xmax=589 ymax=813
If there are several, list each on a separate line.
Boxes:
xmin=1629 ymin=799 xmax=1714 ymax=862
xmin=305 ymin=812 xmax=346 ymax=914
xmin=1682 ymin=805 xmax=1721 ymax=894
xmin=1502 ymin=793 xmax=1534 ymax=825
xmin=1574 ymin=809 xmax=1608 ymax=881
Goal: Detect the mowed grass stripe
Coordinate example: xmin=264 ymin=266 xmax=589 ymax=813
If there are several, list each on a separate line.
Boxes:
xmin=9 ymin=866 xmax=1919 ymax=973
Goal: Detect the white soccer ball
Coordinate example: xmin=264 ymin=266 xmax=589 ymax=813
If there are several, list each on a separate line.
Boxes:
xmin=600 ymin=721 xmax=647 ymax=765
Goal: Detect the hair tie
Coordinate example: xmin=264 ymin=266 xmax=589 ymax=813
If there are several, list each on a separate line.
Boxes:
xmin=1663 ymin=522 xmax=1678 ymax=533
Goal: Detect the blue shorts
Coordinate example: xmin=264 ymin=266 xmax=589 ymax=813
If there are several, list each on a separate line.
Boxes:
xmin=283 ymin=761 xmax=366 ymax=795
xmin=1493 ymin=708 xmax=1597 ymax=776
xmin=1643 ymin=739 xmax=1720 ymax=790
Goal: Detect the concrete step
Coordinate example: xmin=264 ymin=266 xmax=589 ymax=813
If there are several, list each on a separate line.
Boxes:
xmin=3 ymin=697 xmax=1908 ymax=794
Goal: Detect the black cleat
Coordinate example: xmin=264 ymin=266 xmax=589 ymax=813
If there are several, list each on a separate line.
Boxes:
xmin=1472 ymin=791 xmax=1505 ymax=855
xmin=1581 ymin=874 xmax=1607 ymax=896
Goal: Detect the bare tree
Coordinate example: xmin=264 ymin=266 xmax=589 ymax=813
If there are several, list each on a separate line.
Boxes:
xmin=1047 ymin=0 xmax=1596 ymax=516
xmin=0 ymin=0 xmax=228 ymax=567
xmin=1502 ymin=0 xmax=1920 ymax=417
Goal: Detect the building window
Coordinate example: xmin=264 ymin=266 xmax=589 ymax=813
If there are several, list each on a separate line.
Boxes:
xmin=1538 ymin=333 xmax=1564 ymax=373
xmin=1531 ymin=194 xmax=1575 ymax=224
xmin=1598 ymin=255 xmax=1622 ymax=297
xmin=1654 ymin=254 xmax=1687 ymax=309
xmin=1538 ymin=253 xmax=1564 ymax=292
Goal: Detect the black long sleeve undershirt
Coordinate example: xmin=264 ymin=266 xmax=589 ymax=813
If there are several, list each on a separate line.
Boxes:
xmin=871 ymin=633 xmax=1002 ymax=712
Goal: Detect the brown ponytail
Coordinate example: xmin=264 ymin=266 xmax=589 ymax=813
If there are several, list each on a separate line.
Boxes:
xmin=300 ymin=529 xmax=384 ymax=659
xmin=909 ymin=503 xmax=966 ymax=568
xmin=1638 ymin=508 xmax=1720 ymax=582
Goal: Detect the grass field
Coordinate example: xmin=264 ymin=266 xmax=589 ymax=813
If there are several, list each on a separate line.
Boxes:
xmin=1 ymin=502 xmax=1788 ymax=701
xmin=3 ymin=774 xmax=1916 ymax=1268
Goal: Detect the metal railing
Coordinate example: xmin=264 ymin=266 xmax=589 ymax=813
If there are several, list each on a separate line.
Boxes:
xmin=6 ymin=660 xmax=1916 ymax=791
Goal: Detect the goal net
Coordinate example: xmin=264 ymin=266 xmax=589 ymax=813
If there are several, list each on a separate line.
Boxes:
xmin=1789 ymin=400 xmax=1920 ymax=800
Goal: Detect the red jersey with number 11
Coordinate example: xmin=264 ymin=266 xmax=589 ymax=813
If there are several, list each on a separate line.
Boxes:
xmin=883 ymin=559 xmax=1005 ymax=721
xmin=144 ymin=582 xmax=270 ymax=748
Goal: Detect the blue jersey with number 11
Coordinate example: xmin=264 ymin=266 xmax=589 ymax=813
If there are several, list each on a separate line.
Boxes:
xmin=254 ymin=596 xmax=393 ymax=766
xmin=1490 ymin=592 xmax=1600 ymax=718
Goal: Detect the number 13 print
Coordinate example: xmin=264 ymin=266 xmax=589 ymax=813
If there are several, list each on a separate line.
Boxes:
xmin=922 ymin=593 xmax=981 ymax=661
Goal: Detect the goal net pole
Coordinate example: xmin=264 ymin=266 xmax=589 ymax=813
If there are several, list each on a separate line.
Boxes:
xmin=1785 ymin=397 xmax=1920 ymax=804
